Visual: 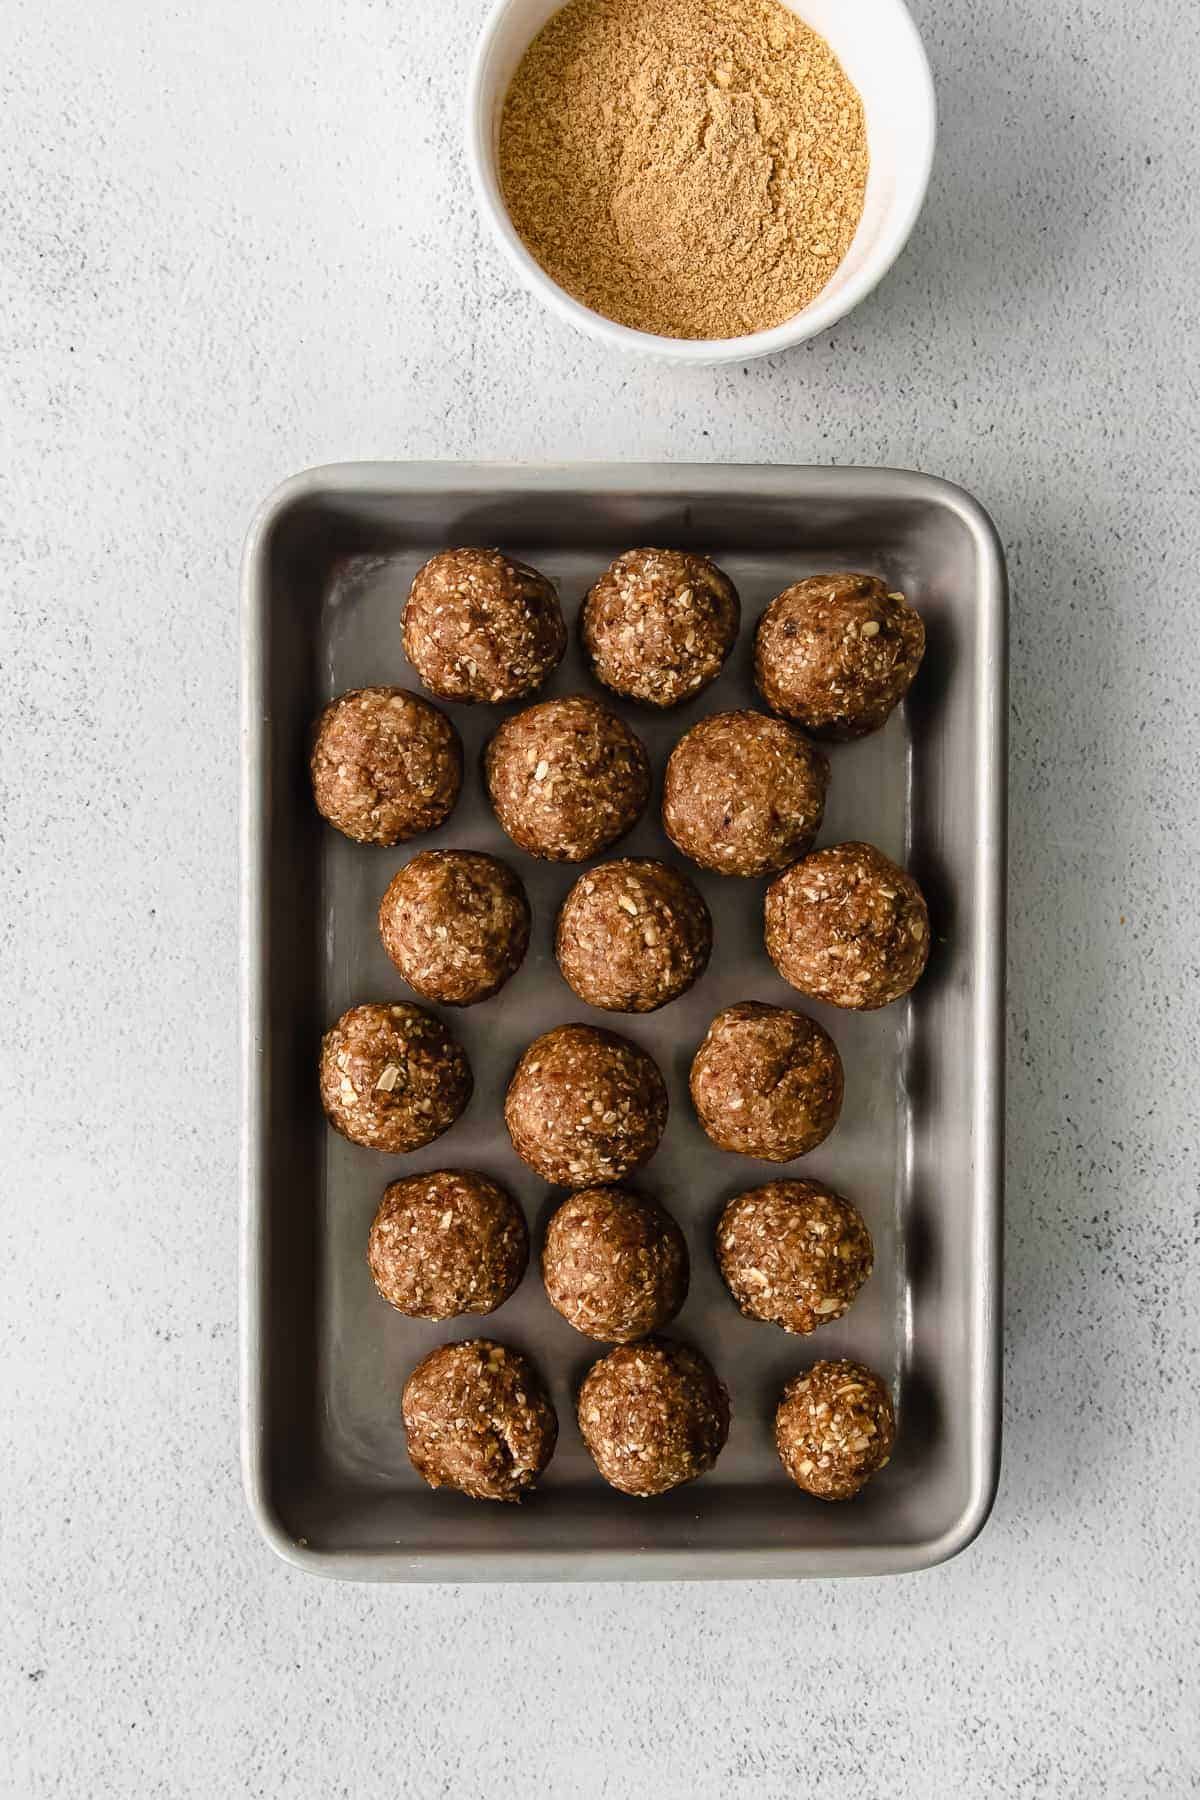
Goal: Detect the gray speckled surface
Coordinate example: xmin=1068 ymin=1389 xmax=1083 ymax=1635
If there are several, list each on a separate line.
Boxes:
xmin=2 ymin=0 xmax=1198 ymax=1792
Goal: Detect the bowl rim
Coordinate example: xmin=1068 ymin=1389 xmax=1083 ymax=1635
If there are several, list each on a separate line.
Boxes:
xmin=464 ymin=0 xmax=937 ymax=363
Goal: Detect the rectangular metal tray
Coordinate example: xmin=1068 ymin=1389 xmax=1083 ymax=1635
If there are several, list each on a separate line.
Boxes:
xmin=241 ymin=461 xmax=1006 ymax=1582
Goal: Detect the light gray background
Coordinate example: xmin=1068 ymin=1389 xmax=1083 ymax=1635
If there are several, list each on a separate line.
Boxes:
xmin=2 ymin=0 xmax=1197 ymax=1793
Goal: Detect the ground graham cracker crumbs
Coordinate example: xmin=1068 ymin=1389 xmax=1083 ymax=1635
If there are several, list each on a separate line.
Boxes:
xmin=499 ymin=0 xmax=868 ymax=340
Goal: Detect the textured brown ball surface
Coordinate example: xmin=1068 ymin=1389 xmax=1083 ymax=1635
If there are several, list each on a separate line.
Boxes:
xmin=765 ymin=841 xmax=930 ymax=1010
xmin=755 ymin=573 xmax=925 ymax=740
xmin=582 ymin=547 xmax=740 ymax=707
xmin=379 ymin=849 xmax=531 ymax=1007
xmin=402 ymin=1340 xmax=558 ymax=1502
xmin=775 ymin=1359 xmax=896 ymax=1500
xmin=555 ymin=859 xmax=712 ymax=1013
xmin=542 ymin=1187 xmax=688 ymax=1342
xmin=717 ymin=1180 xmax=873 ymax=1334
xmin=403 ymin=548 xmax=566 ymax=704
xmin=485 ymin=695 xmax=651 ymax=863
xmin=368 ymin=1171 xmax=528 ymax=1320
xmin=578 ymin=1339 xmax=730 ymax=1496
xmin=310 ymin=687 xmax=463 ymax=846
xmin=662 ymin=710 xmax=829 ymax=877
xmin=319 ymin=1002 xmax=472 ymax=1153
xmin=690 ymin=1002 xmax=843 ymax=1162
xmin=505 ymin=1024 xmax=668 ymax=1187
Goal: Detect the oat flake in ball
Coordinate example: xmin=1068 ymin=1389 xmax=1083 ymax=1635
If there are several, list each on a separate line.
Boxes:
xmin=542 ymin=1187 xmax=688 ymax=1342
xmin=556 ymin=858 xmax=712 ymax=1013
xmin=662 ymin=710 xmax=829 ymax=878
xmin=368 ymin=1171 xmax=528 ymax=1320
xmin=582 ymin=547 xmax=740 ymax=708
xmin=402 ymin=1339 xmax=558 ymax=1502
xmin=404 ymin=548 xmax=566 ymax=704
xmin=310 ymin=686 xmax=463 ymax=847
xmin=319 ymin=1002 xmax=471 ymax=1153
xmin=577 ymin=1339 xmax=729 ymax=1497
xmin=379 ymin=849 xmax=531 ymax=1007
xmin=505 ymin=1023 xmax=668 ymax=1187
xmin=775 ymin=1358 xmax=896 ymax=1500
xmin=755 ymin=573 xmax=926 ymax=740
xmin=717 ymin=1180 xmax=873 ymax=1335
xmin=485 ymin=695 xmax=651 ymax=863
xmin=690 ymin=1001 xmax=843 ymax=1162
xmin=765 ymin=841 xmax=930 ymax=1010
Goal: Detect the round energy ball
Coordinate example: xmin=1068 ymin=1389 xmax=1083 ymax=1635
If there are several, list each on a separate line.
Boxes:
xmin=504 ymin=1024 xmax=668 ymax=1187
xmin=577 ymin=1340 xmax=730 ymax=1496
xmin=379 ymin=849 xmax=531 ymax=1006
xmin=310 ymin=686 xmax=463 ymax=846
xmin=755 ymin=573 xmax=926 ymax=740
xmin=582 ymin=547 xmax=740 ymax=707
xmin=662 ymin=710 xmax=829 ymax=878
xmin=485 ymin=695 xmax=651 ymax=863
xmin=542 ymin=1187 xmax=688 ymax=1342
xmin=403 ymin=548 xmax=566 ymax=704
xmin=368 ymin=1171 xmax=528 ymax=1320
xmin=764 ymin=841 xmax=931 ymax=1010
xmin=402 ymin=1340 xmax=558 ymax=1502
xmin=319 ymin=1002 xmax=471 ymax=1153
xmin=555 ymin=858 xmax=712 ymax=1013
xmin=775 ymin=1359 xmax=896 ymax=1500
xmin=717 ymin=1180 xmax=873 ymax=1334
xmin=690 ymin=1001 xmax=843 ymax=1162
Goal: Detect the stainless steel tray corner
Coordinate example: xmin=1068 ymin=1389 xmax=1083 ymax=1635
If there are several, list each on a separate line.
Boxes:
xmin=241 ymin=461 xmax=1006 ymax=1582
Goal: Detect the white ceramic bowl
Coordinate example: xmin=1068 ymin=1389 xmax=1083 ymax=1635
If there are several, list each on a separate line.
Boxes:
xmin=466 ymin=0 xmax=936 ymax=364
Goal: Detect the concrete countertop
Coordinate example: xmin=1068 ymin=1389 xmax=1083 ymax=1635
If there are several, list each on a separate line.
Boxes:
xmin=2 ymin=0 xmax=1197 ymax=1793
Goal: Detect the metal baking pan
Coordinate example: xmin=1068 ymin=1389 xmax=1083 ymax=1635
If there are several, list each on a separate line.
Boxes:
xmin=240 ymin=461 xmax=1006 ymax=1582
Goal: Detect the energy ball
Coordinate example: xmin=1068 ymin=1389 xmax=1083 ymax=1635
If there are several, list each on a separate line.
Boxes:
xmin=755 ymin=573 xmax=926 ymax=740
xmin=402 ymin=1339 xmax=558 ymax=1502
xmin=717 ymin=1180 xmax=873 ymax=1334
xmin=662 ymin=710 xmax=829 ymax=878
xmin=690 ymin=1001 xmax=843 ymax=1162
xmin=485 ymin=695 xmax=651 ymax=863
xmin=582 ymin=547 xmax=740 ymax=707
xmin=765 ymin=841 xmax=931 ymax=1010
xmin=504 ymin=1023 xmax=667 ymax=1187
xmin=775 ymin=1359 xmax=896 ymax=1500
xmin=542 ymin=1187 xmax=688 ymax=1342
xmin=403 ymin=548 xmax=566 ymax=704
xmin=555 ymin=858 xmax=712 ymax=1013
xmin=319 ymin=1002 xmax=471 ymax=1153
xmin=577 ymin=1339 xmax=730 ymax=1497
xmin=310 ymin=686 xmax=463 ymax=846
xmin=379 ymin=849 xmax=531 ymax=1007
xmin=368 ymin=1171 xmax=528 ymax=1320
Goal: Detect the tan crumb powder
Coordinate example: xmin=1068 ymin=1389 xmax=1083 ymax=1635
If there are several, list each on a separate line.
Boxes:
xmin=499 ymin=0 xmax=868 ymax=340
